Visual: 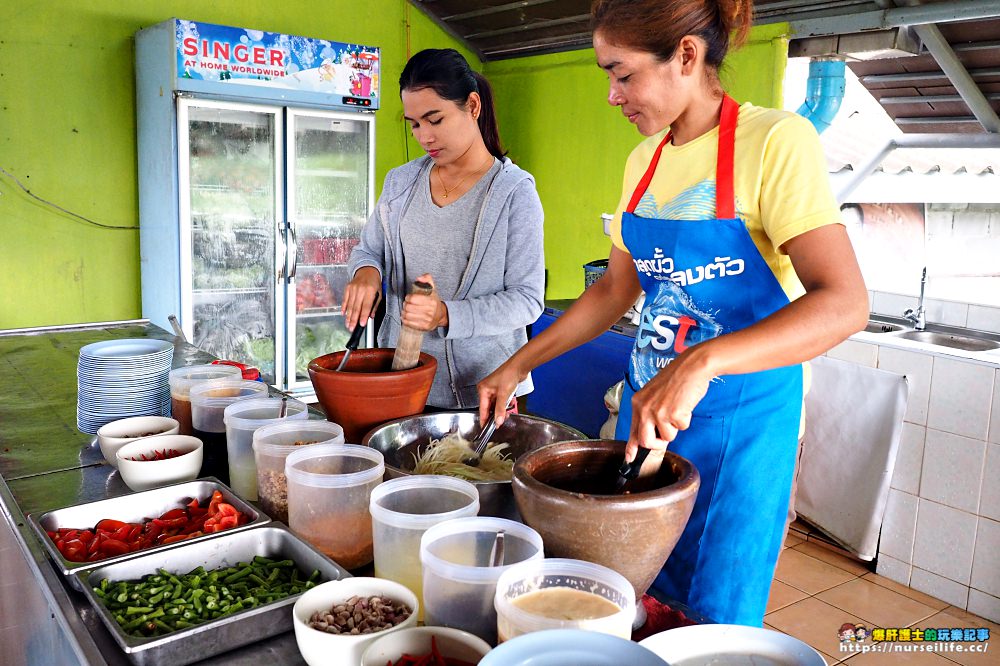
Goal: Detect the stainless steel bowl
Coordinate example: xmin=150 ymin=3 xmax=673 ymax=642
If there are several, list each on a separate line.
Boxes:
xmin=361 ymin=412 xmax=586 ymax=520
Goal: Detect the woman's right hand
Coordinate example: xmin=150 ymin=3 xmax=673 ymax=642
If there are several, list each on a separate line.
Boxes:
xmin=477 ymin=359 xmax=525 ymax=428
xmin=342 ymin=266 xmax=382 ymax=331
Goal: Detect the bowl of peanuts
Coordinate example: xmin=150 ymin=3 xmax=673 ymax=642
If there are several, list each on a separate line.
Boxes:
xmin=292 ymin=577 xmax=419 ymax=666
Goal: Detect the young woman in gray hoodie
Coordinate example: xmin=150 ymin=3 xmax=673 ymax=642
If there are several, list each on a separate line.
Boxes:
xmin=343 ymin=49 xmax=545 ymax=410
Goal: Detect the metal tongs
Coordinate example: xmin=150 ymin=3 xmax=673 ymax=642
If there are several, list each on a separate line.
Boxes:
xmin=462 ymin=389 xmax=517 ymax=467
xmin=614 ymin=447 xmax=652 ymax=494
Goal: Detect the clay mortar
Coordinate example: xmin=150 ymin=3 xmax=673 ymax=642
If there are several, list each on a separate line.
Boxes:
xmin=512 ymin=439 xmax=700 ymax=607
xmin=308 ymin=349 xmax=437 ymax=443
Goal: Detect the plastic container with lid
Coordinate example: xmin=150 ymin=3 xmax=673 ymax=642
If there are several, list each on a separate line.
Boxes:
xmin=222 ymin=398 xmax=308 ymax=500
xmin=419 ymin=517 xmax=543 ymax=645
xmin=286 ymin=444 xmax=384 ymax=569
xmin=493 ymin=558 xmax=636 ymax=643
xmin=370 ymin=477 xmax=480 ymax=620
xmin=168 ymin=364 xmax=242 ymax=435
xmin=253 ymin=420 xmax=346 ymax=523
xmin=189 ymin=378 xmax=269 ymax=483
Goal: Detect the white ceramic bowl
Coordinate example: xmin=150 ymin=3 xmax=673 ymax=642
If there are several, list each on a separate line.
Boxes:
xmin=97 ymin=416 xmax=180 ymax=467
xmin=639 ymin=624 xmax=827 ymax=665
xmin=292 ymin=577 xmax=419 ymax=666
xmin=115 ymin=435 xmax=203 ymax=491
xmin=361 ymin=626 xmax=491 ymax=666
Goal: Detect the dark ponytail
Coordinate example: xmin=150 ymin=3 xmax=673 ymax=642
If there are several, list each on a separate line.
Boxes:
xmin=399 ymin=49 xmax=507 ymax=159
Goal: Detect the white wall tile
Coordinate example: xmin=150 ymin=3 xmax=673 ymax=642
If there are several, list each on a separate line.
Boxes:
xmin=827 ymin=340 xmax=878 ymax=368
xmin=920 ymin=429 xmax=986 ymax=514
xmin=991 ymin=369 xmax=1000 ymax=445
xmin=872 ymin=292 xmax=918 ymax=317
xmin=913 ymin=499 xmax=977 ymax=585
xmin=877 ymin=347 xmax=934 ymax=426
xmin=910 ymin=567 xmax=970 ymax=609
xmin=891 ymin=423 xmax=925 ymax=495
xmin=922 ymin=299 xmax=968 ymax=327
xmin=925 ymin=209 xmax=954 ymax=239
xmin=880 ymin=489 xmax=919 ymax=563
xmin=971 ymin=517 xmax=1000 ymax=598
xmin=927 ymin=357 xmax=995 ymax=440
xmin=968 ymin=588 xmax=1000 ymax=625
xmin=875 ymin=553 xmax=911 ymax=587
xmin=967 ymin=305 xmax=1000 ymax=334
xmin=981 ymin=444 xmax=1000 ymax=523
xmin=953 ymin=210 xmax=992 ymax=238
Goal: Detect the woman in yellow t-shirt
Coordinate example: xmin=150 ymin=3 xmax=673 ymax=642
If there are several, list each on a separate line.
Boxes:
xmin=479 ymin=0 xmax=868 ymax=626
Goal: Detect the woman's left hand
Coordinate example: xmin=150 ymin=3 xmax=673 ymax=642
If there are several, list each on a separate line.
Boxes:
xmin=625 ymin=349 xmax=715 ymax=462
xmin=401 ymin=273 xmax=449 ymax=331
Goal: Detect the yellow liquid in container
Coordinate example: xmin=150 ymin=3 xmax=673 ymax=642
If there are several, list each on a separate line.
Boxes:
xmin=511 ymin=587 xmax=620 ymax=621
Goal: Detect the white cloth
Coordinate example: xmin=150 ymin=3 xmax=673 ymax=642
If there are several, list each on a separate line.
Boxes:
xmin=795 ymin=355 xmax=908 ymax=560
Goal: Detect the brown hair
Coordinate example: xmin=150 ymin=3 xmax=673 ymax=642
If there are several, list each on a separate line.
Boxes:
xmin=591 ymin=0 xmax=753 ymax=68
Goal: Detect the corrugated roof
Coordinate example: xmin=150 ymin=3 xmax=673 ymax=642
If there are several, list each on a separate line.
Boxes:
xmin=786 ymin=58 xmax=1000 ymax=175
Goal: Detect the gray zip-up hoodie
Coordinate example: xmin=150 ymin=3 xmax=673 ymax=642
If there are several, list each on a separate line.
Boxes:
xmin=347 ymin=155 xmax=545 ymax=408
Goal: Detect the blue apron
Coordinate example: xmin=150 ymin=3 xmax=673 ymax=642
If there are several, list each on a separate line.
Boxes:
xmin=614 ymin=96 xmax=803 ymax=626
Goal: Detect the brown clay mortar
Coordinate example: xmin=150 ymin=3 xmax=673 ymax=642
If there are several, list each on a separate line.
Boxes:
xmin=308 ymin=348 xmax=437 ymax=443
xmin=512 ymin=439 xmax=700 ymax=602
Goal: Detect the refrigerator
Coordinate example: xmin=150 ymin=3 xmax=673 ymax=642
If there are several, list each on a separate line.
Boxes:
xmin=136 ymin=19 xmax=378 ymax=398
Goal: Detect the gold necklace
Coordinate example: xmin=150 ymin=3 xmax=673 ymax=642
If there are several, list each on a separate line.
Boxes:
xmin=435 ymin=154 xmax=494 ymax=199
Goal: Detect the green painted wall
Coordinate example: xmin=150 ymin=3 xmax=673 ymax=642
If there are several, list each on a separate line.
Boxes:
xmin=484 ymin=23 xmax=790 ymax=299
xmin=1 ymin=4 xmax=789 ymax=327
xmin=0 ymin=1 xmax=475 ymax=329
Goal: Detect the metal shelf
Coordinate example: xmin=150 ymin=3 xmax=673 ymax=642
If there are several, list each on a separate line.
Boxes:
xmin=295 ymin=306 xmax=343 ymax=318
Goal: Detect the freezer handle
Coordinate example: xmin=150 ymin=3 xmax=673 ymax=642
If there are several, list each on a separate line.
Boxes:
xmin=288 ymin=224 xmax=299 ymax=279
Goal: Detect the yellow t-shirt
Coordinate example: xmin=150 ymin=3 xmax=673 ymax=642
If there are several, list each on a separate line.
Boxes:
xmin=610 ymin=102 xmax=842 ymax=301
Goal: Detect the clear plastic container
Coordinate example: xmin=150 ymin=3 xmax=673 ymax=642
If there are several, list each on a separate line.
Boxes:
xmin=286 ymin=444 xmax=384 ymax=570
xmin=223 ymin=398 xmax=308 ymax=500
xmin=253 ymin=420 xmax=346 ymax=523
xmin=189 ymin=378 xmax=270 ymax=483
xmin=419 ymin=517 xmax=543 ymax=645
xmin=168 ymin=364 xmax=242 ymax=435
xmin=494 ymin=558 xmax=636 ymax=643
xmin=370 ymin=477 xmax=480 ymax=621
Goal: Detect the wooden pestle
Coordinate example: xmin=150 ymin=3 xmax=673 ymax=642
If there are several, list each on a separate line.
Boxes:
xmin=391 ymin=280 xmax=434 ymax=371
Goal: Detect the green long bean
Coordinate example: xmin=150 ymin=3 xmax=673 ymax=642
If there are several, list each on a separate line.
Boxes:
xmin=93 ymin=559 xmax=321 ymax=638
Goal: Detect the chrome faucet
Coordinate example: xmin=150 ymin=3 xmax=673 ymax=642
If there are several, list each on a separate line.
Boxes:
xmin=903 ymin=267 xmax=927 ymax=331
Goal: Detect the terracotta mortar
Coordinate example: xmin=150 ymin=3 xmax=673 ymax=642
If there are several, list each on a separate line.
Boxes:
xmin=512 ymin=439 xmax=700 ymax=608
xmin=308 ymin=349 xmax=437 ymax=443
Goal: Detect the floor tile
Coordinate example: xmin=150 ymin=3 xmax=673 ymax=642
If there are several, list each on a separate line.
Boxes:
xmin=791 ymin=520 xmax=812 ymax=537
xmin=816 ymin=578 xmax=941 ymax=628
xmin=786 ymin=532 xmax=806 ymax=548
xmin=766 ymin=579 xmax=809 ymax=614
xmin=766 ymin=597 xmax=867 ymax=657
xmin=862 ymin=573 xmax=951 ymax=611
xmin=911 ymin=609 xmax=998 ymax=666
xmin=775 ymin=548 xmax=858 ymax=595
xmin=794 ymin=541 xmax=872 ymax=577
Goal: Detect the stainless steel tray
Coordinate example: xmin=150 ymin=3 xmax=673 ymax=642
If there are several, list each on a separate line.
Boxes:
xmin=76 ymin=523 xmax=350 ymax=666
xmin=27 ymin=477 xmax=269 ymax=590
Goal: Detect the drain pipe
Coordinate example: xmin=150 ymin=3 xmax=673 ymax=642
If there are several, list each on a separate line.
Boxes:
xmin=796 ymin=57 xmax=847 ymax=133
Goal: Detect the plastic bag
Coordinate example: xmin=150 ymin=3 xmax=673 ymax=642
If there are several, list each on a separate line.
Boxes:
xmin=600 ymin=380 xmax=625 ymax=440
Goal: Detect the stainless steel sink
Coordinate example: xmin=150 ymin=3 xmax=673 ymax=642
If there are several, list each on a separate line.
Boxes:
xmin=895 ymin=330 xmax=1000 ymax=352
xmin=865 ymin=321 xmax=904 ymax=334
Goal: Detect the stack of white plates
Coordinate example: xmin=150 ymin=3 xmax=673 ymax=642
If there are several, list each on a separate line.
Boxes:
xmin=77 ymin=339 xmax=174 ymax=434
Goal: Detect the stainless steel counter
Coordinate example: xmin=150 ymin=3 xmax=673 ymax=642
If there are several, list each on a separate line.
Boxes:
xmin=0 ymin=321 xmax=310 ymax=665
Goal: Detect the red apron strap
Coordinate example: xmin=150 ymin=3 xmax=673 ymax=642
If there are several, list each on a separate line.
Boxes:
xmin=625 ymin=132 xmax=671 ymax=214
xmin=716 ymin=95 xmax=739 ymax=220
xmin=625 ymin=95 xmax=740 ymax=219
